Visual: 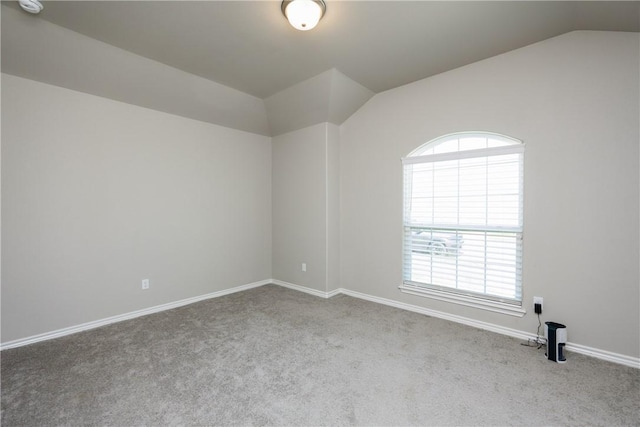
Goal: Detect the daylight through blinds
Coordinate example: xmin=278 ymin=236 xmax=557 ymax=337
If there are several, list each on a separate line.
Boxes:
xmin=402 ymin=133 xmax=524 ymax=303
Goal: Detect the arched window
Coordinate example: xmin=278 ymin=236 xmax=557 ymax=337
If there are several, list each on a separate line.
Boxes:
xmin=401 ymin=132 xmax=525 ymax=313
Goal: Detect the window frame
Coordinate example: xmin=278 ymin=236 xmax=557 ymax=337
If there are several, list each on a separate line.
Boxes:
xmin=400 ymin=132 xmax=526 ymax=317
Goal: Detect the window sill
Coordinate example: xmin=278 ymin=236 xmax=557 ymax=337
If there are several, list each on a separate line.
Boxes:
xmin=398 ymin=284 xmax=526 ymax=317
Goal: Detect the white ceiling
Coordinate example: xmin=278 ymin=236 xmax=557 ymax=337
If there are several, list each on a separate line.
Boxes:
xmin=17 ymin=1 xmax=640 ymax=99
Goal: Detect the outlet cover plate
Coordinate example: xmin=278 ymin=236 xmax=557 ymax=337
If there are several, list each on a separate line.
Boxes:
xmin=533 ymin=296 xmax=543 ymax=311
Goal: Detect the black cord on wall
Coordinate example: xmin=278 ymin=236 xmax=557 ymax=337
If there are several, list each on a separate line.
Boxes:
xmin=521 ymin=312 xmax=546 ymax=349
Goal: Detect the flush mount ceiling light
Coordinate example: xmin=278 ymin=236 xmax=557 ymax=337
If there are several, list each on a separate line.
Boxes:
xmin=18 ymin=0 xmax=43 ymax=14
xmin=281 ymin=0 xmax=326 ymax=31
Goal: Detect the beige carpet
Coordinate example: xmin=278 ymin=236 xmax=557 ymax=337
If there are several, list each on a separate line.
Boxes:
xmin=1 ymin=284 xmax=638 ymax=425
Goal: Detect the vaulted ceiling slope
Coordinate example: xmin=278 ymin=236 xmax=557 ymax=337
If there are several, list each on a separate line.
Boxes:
xmin=1 ymin=5 xmax=271 ymax=135
xmin=2 ymin=1 xmax=638 ymax=136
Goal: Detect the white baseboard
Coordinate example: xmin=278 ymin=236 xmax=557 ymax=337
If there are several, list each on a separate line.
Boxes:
xmin=565 ymin=342 xmax=640 ymax=369
xmin=3 ymin=278 xmax=638 ymax=369
xmin=270 ymin=279 xmax=338 ymax=299
xmin=335 ymin=287 xmax=640 ymax=369
xmin=269 ymin=281 xmax=640 ymax=369
xmin=0 ymin=279 xmax=271 ymax=351
xmin=338 ymin=287 xmax=535 ymax=341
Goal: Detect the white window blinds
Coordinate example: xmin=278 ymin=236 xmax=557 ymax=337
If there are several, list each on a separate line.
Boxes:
xmin=402 ymin=133 xmax=524 ymax=304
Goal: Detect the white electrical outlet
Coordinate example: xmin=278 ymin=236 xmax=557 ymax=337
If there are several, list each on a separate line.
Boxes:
xmin=301 ymin=263 xmax=307 ymax=272
xmin=533 ymin=296 xmax=543 ymax=311
xmin=142 ymin=279 xmax=150 ymax=290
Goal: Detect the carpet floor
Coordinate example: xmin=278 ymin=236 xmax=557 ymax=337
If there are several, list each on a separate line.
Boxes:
xmin=1 ymin=284 xmax=639 ymax=426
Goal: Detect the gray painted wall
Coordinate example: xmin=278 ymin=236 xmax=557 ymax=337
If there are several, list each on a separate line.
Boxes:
xmin=2 ymin=29 xmax=638 ymax=361
xmin=339 ymin=31 xmax=639 ymax=358
xmin=1 ymin=74 xmax=272 ymax=342
xmin=271 ymin=122 xmax=340 ymax=293
xmin=327 ymin=124 xmax=341 ymax=292
xmin=272 ymin=124 xmax=329 ymax=292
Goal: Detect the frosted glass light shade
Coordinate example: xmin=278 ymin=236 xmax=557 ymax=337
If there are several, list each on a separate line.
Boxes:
xmin=18 ymin=0 xmax=44 ymax=14
xmin=283 ymin=0 xmax=326 ymax=31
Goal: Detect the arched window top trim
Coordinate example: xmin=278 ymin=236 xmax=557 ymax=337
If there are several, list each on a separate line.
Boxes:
xmin=407 ymin=131 xmax=523 ymax=158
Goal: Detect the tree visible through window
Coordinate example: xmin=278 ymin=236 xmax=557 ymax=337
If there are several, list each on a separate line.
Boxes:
xmin=402 ymin=132 xmax=524 ymax=304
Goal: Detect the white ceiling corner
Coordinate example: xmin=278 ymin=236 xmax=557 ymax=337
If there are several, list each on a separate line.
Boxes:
xmin=265 ymin=68 xmax=374 ymax=136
